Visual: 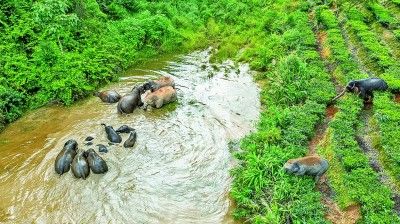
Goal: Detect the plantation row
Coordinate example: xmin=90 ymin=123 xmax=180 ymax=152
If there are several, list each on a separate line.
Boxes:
xmin=340 ymin=2 xmax=400 ymax=190
xmin=316 ymin=5 xmax=399 ymax=222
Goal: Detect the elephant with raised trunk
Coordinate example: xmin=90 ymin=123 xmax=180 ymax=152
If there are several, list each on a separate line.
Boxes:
xmin=332 ymin=78 xmax=388 ymax=102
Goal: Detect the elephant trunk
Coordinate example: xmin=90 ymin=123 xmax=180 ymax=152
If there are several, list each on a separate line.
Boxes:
xmin=331 ymin=89 xmax=347 ymax=102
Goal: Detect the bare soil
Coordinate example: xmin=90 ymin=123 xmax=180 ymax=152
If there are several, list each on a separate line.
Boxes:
xmin=395 ymin=93 xmax=400 ymax=103
xmin=323 ymin=198 xmax=361 ymax=224
xmin=308 ymin=105 xmax=361 ymax=223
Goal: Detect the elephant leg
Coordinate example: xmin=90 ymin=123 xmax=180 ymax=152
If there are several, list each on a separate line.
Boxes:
xmin=366 ymin=91 xmax=374 ymax=103
xmin=155 ymin=99 xmax=163 ymax=108
xmin=359 ymin=87 xmax=367 ymax=99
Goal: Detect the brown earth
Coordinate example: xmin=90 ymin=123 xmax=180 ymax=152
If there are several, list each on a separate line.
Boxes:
xmin=323 ymin=200 xmax=361 ymax=224
xmin=317 ymin=31 xmax=331 ymax=60
xmin=308 ymin=104 xmax=361 ymax=224
xmin=395 ymin=93 xmax=400 ymax=103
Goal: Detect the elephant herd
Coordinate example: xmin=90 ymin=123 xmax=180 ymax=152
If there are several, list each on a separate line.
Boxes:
xmin=95 ymin=76 xmax=177 ymax=113
xmin=54 ymin=76 xmax=177 ymax=179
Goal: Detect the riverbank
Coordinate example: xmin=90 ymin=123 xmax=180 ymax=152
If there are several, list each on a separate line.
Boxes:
xmin=0 ymin=49 xmax=260 ymax=223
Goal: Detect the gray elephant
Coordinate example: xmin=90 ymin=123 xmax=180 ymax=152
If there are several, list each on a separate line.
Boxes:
xmin=117 ymin=85 xmax=144 ymax=114
xmin=332 ymin=78 xmax=388 ymax=102
xmin=54 ymin=140 xmax=78 ymax=175
xmin=283 ymin=155 xmax=329 ymax=182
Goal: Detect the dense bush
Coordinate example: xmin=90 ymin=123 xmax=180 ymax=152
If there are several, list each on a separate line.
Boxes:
xmin=0 ymin=0 xmax=214 ymax=128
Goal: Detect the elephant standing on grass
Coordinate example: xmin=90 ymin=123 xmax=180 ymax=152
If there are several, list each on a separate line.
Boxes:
xmin=332 ymin=78 xmax=388 ymax=102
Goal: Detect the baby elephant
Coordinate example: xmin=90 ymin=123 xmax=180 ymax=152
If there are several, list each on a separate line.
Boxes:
xmin=94 ymin=90 xmax=121 ymax=103
xmin=283 ymin=155 xmax=329 ymax=182
xmin=123 ymin=131 xmax=137 ymax=148
xmin=141 ymin=86 xmax=177 ymax=109
xmin=332 ymin=78 xmax=388 ymax=102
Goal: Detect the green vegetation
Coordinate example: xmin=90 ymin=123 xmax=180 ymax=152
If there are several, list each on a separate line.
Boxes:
xmin=315 ymin=6 xmax=399 ymax=222
xmin=2 ymin=0 xmax=400 ymax=223
xmin=367 ymin=2 xmax=399 ymax=28
xmin=0 ymin=0 xmax=212 ymax=128
xmin=230 ymin=1 xmax=335 ymax=222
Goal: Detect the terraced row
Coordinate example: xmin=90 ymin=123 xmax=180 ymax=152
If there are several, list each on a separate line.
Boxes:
xmin=341 ymin=3 xmax=400 ymax=189
xmin=315 ymin=6 xmax=399 ymax=223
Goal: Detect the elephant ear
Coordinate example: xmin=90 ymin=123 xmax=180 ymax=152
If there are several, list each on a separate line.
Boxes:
xmin=292 ymin=162 xmax=300 ymax=172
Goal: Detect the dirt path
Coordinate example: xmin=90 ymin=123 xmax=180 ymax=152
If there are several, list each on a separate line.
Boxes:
xmin=308 ymin=105 xmax=361 ymax=224
xmin=311 ymin=9 xmax=362 ymax=223
xmin=395 ymin=93 xmax=400 ymax=103
xmin=337 ymin=14 xmax=376 ymax=76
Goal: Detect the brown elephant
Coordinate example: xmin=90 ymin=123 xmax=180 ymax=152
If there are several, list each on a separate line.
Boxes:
xmin=141 ymin=86 xmax=177 ymax=109
xmin=94 ymin=90 xmax=121 ymax=103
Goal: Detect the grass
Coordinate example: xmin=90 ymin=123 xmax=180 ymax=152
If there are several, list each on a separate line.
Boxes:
xmin=314 ymin=5 xmax=399 ymax=222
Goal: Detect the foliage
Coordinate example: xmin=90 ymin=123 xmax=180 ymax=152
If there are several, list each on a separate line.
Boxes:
xmin=315 ymin=4 xmax=400 ymax=222
xmin=366 ymin=2 xmax=398 ymax=28
xmin=230 ymin=1 xmax=335 ymax=222
xmin=0 ymin=0 xmax=213 ymax=128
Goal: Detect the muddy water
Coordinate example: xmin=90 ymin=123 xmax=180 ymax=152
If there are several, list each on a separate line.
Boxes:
xmin=0 ymin=49 xmax=260 ymax=223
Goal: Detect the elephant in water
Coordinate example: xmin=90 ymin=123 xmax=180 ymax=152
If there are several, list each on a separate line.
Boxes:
xmin=86 ymin=148 xmax=108 ymax=174
xmin=116 ymin=125 xmax=135 ymax=133
xmin=117 ymin=85 xmax=145 ymax=114
xmin=94 ymin=90 xmax=121 ymax=103
xmin=332 ymin=78 xmax=388 ymax=102
xmin=141 ymin=86 xmax=177 ymax=109
xmin=143 ymin=76 xmax=175 ymax=92
xmin=101 ymin=123 xmax=122 ymax=143
xmin=54 ymin=140 xmax=78 ymax=175
xmin=71 ymin=151 xmax=90 ymax=179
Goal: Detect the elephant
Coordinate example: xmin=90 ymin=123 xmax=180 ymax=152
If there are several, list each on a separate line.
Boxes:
xmin=123 ymin=131 xmax=137 ymax=148
xmin=85 ymin=136 xmax=94 ymax=141
xmin=101 ymin=123 xmax=122 ymax=143
xmin=94 ymin=90 xmax=121 ymax=103
xmin=86 ymin=148 xmax=108 ymax=174
xmin=54 ymin=139 xmax=78 ymax=175
xmin=117 ymin=85 xmax=144 ymax=114
xmin=142 ymin=76 xmax=175 ymax=92
xmin=97 ymin=144 xmax=108 ymax=153
xmin=141 ymin=86 xmax=177 ymax=109
xmin=284 ymin=155 xmax=329 ymax=182
xmin=332 ymin=78 xmax=388 ymax=102
xmin=71 ymin=151 xmax=90 ymax=179
xmin=116 ymin=125 xmax=135 ymax=133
